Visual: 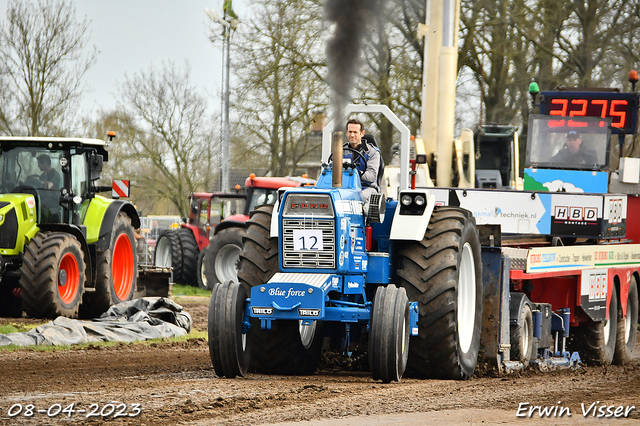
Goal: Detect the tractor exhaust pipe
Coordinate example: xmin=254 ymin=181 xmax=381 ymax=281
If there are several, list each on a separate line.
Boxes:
xmin=332 ymin=131 xmax=343 ymax=187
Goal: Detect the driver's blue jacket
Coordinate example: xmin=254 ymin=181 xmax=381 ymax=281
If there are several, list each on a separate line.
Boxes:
xmin=343 ymin=141 xmax=381 ymax=192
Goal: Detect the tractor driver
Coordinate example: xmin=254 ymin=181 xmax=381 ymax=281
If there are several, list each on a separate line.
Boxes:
xmin=37 ymin=154 xmax=61 ymax=189
xmin=550 ymin=131 xmax=598 ymax=166
xmin=343 ymin=118 xmax=381 ymax=203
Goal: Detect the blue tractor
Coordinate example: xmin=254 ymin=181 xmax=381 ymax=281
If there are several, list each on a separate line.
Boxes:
xmin=208 ymin=105 xmax=484 ymax=382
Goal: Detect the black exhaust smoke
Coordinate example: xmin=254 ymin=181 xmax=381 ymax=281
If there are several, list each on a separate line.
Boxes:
xmin=324 ymin=0 xmax=383 ymax=119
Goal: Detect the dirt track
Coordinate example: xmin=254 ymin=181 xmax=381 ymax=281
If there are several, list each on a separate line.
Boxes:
xmin=0 ymin=297 xmax=639 ymax=425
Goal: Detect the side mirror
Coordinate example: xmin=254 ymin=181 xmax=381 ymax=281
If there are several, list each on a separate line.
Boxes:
xmin=89 ymin=153 xmax=103 ymax=181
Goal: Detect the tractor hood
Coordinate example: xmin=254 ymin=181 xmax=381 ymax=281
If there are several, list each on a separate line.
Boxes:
xmin=0 ymin=194 xmax=38 ymax=255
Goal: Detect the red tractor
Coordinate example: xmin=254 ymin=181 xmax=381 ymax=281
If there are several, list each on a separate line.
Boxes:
xmin=153 ymin=175 xmax=314 ymax=288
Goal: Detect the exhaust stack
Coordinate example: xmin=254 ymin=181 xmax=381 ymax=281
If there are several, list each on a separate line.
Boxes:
xmin=332 ymin=131 xmax=343 ymax=187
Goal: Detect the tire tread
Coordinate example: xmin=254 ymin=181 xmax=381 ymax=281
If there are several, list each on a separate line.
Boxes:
xmin=396 ymin=206 xmax=483 ymax=379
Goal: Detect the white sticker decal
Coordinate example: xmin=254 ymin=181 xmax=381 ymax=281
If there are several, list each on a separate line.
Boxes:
xmin=293 ymin=229 xmax=323 ymax=251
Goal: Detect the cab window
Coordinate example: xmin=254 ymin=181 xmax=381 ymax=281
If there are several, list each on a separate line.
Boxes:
xmin=70 ymin=153 xmax=88 ymax=198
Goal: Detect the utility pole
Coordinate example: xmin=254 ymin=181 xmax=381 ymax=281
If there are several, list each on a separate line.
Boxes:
xmin=205 ymin=7 xmax=238 ymax=193
xmin=221 ymin=24 xmax=231 ymax=193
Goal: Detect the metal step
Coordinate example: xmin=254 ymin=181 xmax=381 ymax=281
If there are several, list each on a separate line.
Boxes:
xmin=501 ymin=247 xmax=529 ymax=271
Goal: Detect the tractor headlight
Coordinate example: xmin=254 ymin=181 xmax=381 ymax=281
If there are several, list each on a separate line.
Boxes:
xmin=398 ymin=191 xmax=429 ymax=216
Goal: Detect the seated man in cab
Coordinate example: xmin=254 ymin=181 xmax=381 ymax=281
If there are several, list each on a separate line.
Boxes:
xmin=550 ymin=131 xmax=597 ymax=165
xmin=37 ymin=154 xmax=61 ymax=189
xmin=343 ymin=119 xmax=381 ymax=203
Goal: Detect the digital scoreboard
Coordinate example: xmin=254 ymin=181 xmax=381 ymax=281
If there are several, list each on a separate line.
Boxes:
xmin=540 ymin=91 xmax=638 ymax=134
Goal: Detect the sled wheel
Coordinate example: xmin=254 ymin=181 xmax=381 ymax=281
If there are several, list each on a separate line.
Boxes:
xmin=208 ymin=280 xmax=250 ymax=378
xmin=20 ymin=233 xmax=85 ymax=318
xmin=396 ymin=206 xmax=483 ymax=379
xmin=154 ymin=229 xmax=184 ymax=283
xmin=510 ymin=303 xmax=534 ymax=365
xmin=570 ymin=286 xmax=618 ymax=365
xmin=205 ymin=228 xmax=243 ymax=286
xmin=237 ymin=205 xmax=323 ymax=375
xmin=79 ymin=212 xmax=137 ymax=318
xmin=614 ymin=277 xmax=638 ymax=364
xmin=196 ymin=249 xmax=209 ymax=290
xmin=369 ymin=284 xmax=410 ymax=383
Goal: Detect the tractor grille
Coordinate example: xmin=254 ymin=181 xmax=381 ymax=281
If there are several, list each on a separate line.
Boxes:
xmin=282 ymin=218 xmax=335 ymax=268
xmin=0 ymin=207 xmax=18 ymax=249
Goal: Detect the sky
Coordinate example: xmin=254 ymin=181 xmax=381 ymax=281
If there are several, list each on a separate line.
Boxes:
xmin=0 ymin=0 xmax=247 ymax=118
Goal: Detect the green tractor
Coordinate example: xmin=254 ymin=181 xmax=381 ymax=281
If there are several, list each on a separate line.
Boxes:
xmin=0 ymin=135 xmax=140 ymax=319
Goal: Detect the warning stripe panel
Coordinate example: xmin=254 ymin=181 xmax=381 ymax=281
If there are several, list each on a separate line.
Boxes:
xmin=112 ymin=180 xmax=130 ymax=198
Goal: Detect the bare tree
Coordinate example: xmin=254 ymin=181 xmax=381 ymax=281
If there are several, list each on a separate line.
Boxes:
xmin=357 ymin=9 xmax=398 ymax=162
xmin=82 ymin=109 xmax=167 ymax=215
xmin=118 ymin=62 xmax=217 ymax=217
xmin=224 ymin=0 xmax=640 ymax=177
xmin=229 ymin=0 xmax=327 ymax=176
xmin=0 ymin=0 xmax=96 ymax=136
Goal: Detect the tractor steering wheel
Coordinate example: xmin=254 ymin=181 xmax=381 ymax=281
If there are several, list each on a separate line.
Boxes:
xmin=23 ymin=174 xmax=43 ymax=188
xmin=328 ymin=147 xmax=367 ymax=177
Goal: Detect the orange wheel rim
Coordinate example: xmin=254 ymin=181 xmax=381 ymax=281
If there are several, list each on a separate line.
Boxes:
xmin=112 ymin=233 xmax=134 ymax=300
xmin=58 ymin=252 xmax=80 ymax=304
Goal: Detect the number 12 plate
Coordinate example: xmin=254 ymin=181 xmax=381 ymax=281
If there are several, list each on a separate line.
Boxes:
xmin=293 ymin=230 xmax=323 ymax=250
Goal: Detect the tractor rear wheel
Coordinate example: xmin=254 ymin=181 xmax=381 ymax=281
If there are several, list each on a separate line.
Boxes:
xmin=614 ymin=277 xmax=638 ymax=365
xmin=396 ymin=206 xmax=483 ymax=379
xmin=570 ymin=286 xmax=618 ymax=365
xmin=154 ymin=230 xmax=183 ymax=284
xmin=20 ymin=233 xmax=85 ymax=318
xmin=176 ymin=228 xmax=199 ymax=286
xmin=80 ymin=212 xmax=137 ymax=318
xmin=204 ymin=228 xmax=243 ymax=287
xmin=369 ymin=284 xmax=410 ymax=383
xmin=237 ymin=205 xmax=323 ymax=375
xmin=208 ymin=280 xmax=250 ymax=378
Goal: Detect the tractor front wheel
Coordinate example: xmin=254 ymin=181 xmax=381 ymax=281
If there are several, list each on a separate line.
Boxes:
xmin=238 ymin=205 xmax=323 ymax=375
xmin=196 ymin=250 xmax=209 ymax=290
xmin=396 ymin=206 xmax=483 ymax=379
xmin=369 ymin=284 xmax=410 ymax=383
xmin=80 ymin=212 xmax=137 ymax=318
xmin=20 ymin=233 xmax=85 ymax=318
xmin=208 ymin=280 xmax=250 ymax=378
xmin=154 ymin=230 xmax=183 ymax=283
